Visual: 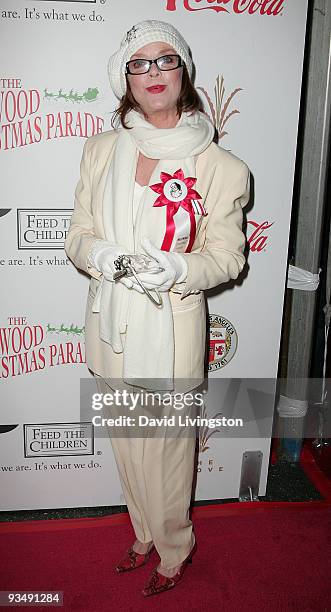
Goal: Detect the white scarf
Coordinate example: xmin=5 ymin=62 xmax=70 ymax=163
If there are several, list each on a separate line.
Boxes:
xmin=92 ymin=109 xmax=214 ymax=390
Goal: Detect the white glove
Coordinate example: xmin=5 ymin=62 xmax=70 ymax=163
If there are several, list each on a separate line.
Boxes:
xmin=130 ymin=237 xmax=188 ymax=293
xmin=88 ymin=239 xmax=136 ymax=290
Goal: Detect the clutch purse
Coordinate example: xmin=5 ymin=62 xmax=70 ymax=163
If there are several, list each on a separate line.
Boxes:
xmin=113 ymin=254 xmax=164 ymax=307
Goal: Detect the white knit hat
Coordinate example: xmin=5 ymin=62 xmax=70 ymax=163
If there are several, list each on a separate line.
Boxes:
xmin=108 ymin=20 xmax=193 ymax=100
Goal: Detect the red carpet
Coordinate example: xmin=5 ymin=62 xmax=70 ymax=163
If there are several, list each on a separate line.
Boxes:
xmin=1 ymin=504 xmax=331 ymax=611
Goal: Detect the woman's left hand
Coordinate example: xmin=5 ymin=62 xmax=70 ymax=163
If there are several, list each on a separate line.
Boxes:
xmin=130 ymin=237 xmax=188 ymax=292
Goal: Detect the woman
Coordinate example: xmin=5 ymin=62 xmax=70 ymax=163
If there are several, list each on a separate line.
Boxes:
xmin=65 ymin=19 xmax=250 ymax=597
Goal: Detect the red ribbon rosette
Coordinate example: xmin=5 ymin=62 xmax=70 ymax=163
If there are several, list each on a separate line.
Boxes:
xmin=150 ymin=169 xmax=206 ymax=252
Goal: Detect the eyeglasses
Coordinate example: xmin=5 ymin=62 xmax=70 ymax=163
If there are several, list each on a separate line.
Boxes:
xmin=125 ymin=54 xmax=182 ymax=75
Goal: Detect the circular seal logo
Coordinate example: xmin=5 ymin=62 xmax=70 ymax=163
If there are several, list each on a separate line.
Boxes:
xmin=163 ymin=179 xmax=188 ymax=202
xmin=208 ymin=314 xmax=238 ymax=371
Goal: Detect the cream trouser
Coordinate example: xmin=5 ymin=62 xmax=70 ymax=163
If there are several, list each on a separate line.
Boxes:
xmin=94 ymin=374 xmax=197 ymax=568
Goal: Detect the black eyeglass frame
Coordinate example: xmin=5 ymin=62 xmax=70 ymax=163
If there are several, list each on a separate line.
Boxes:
xmin=125 ymin=54 xmax=183 ymax=75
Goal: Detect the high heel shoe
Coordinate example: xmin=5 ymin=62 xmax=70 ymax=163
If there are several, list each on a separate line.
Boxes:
xmin=141 ymin=541 xmax=197 ymax=597
xmin=115 ymin=543 xmax=155 ymax=573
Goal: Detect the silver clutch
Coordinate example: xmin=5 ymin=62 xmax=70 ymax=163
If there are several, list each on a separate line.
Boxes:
xmin=113 ymin=253 xmax=164 ymax=307
xmin=113 ymin=253 xmax=164 ymax=279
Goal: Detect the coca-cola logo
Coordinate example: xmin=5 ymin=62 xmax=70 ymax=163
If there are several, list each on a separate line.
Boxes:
xmin=247 ymin=220 xmax=274 ymax=252
xmin=166 ymin=0 xmax=284 ymax=14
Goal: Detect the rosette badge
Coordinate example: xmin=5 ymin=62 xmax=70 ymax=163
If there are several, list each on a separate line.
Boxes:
xmin=150 ymin=169 xmax=207 ymax=252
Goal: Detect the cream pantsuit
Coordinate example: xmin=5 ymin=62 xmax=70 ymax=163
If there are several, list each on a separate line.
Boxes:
xmin=64 ymin=128 xmax=250 ymax=568
xmin=95 ymin=373 xmax=197 ymax=568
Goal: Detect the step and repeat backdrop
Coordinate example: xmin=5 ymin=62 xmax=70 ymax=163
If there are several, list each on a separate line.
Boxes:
xmin=1 ymin=0 xmax=308 ymax=510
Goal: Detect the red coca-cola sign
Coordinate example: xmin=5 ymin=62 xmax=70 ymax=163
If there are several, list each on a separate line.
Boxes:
xmin=247 ymin=220 xmax=274 ymax=252
xmin=166 ymin=0 xmax=284 ymax=14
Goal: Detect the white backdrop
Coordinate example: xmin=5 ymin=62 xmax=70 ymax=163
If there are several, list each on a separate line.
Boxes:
xmin=0 ymin=0 xmax=308 ymax=510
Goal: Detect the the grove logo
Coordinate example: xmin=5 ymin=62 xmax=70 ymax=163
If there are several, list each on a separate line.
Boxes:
xmin=198 ymin=75 xmax=242 ymax=142
xmin=198 ymin=403 xmax=223 ymax=452
xmin=166 ymin=0 xmax=284 ymax=15
xmin=247 ymin=220 xmax=274 ymax=252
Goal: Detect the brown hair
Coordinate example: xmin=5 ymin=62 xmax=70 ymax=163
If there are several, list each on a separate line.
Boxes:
xmin=111 ymin=64 xmax=203 ymax=129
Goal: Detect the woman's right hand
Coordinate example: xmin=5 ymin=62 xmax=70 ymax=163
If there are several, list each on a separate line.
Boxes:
xmin=87 ymin=240 xmax=144 ymax=292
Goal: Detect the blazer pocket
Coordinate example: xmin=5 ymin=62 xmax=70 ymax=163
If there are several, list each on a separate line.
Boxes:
xmin=170 ymin=291 xmax=203 ymax=312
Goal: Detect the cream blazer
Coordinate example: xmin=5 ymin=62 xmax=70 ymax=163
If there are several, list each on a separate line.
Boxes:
xmin=64 ymin=130 xmax=250 ymax=381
